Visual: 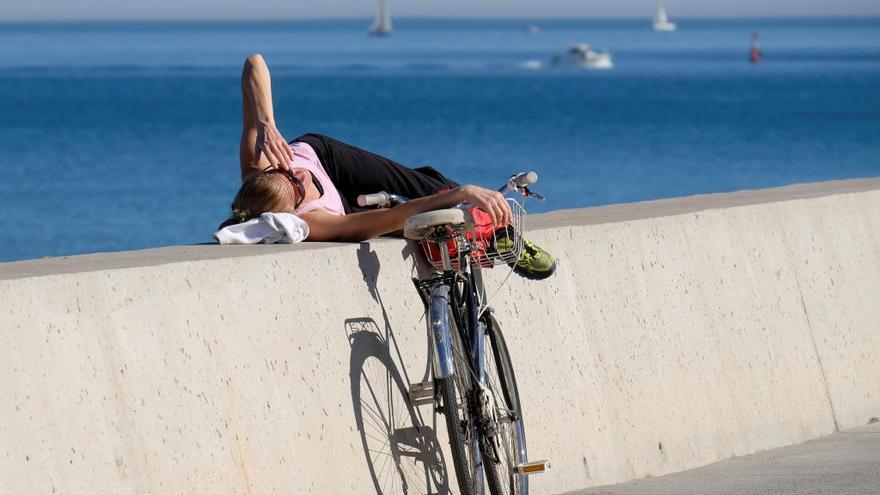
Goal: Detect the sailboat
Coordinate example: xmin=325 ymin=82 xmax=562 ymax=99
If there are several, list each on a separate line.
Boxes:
xmin=653 ymin=2 xmax=677 ymax=32
xmin=369 ymin=0 xmax=392 ymax=37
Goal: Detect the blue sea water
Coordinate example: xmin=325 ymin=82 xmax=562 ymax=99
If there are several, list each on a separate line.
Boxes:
xmin=0 ymin=18 xmax=878 ymax=262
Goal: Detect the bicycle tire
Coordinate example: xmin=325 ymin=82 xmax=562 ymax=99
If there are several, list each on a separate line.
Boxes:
xmin=436 ymin=307 xmax=484 ymax=495
xmin=481 ymin=314 xmax=528 ymax=495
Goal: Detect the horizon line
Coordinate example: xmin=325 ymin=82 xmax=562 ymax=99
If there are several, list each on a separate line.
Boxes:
xmin=2 ymin=14 xmax=879 ymax=24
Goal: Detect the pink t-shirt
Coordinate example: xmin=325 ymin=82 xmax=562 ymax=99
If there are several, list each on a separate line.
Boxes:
xmin=289 ymin=142 xmax=345 ymax=216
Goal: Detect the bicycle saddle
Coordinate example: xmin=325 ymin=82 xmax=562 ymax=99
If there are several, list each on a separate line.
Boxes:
xmin=404 ymin=208 xmax=474 ymax=240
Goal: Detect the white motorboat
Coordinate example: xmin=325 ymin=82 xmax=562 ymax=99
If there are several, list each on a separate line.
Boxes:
xmin=551 ymin=44 xmax=614 ymax=70
xmin=653 ymin=2 xmax=677 ymax=31
xmin=369 ymin=0 xmax=392 ymax=36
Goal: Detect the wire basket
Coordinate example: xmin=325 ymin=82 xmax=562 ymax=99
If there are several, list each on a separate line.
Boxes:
xmin=420 ymin=199 xmax=525 ymax=272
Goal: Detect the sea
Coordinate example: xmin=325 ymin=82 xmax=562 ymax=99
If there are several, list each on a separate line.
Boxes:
xmin=0 ymin=18 xmax=878 ymax=262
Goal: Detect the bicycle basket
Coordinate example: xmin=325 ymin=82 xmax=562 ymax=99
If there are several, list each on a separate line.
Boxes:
xmin=420 ymin=199 xmax=525 ymax=271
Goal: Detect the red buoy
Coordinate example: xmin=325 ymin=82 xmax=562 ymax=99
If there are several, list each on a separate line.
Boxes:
xmin=750 ymin=32 xmax=762 ymax=64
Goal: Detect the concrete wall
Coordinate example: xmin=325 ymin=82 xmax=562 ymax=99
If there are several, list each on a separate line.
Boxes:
xmin=1 ymin=178 xmax=878 ymax=495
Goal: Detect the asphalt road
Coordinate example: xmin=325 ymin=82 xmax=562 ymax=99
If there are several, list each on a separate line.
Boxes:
xmin=563 ymin=423 xmax=880 ymax=495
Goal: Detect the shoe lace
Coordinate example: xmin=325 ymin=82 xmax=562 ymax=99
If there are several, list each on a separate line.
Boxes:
xmin=520 ymin=238 xmax=540 ymax=260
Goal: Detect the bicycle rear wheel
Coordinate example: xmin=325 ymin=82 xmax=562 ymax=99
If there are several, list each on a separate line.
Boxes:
xmin=481 ymin=315 xmax=528 ymax=495
xmin=436 ymin=306 xmax=484 ymax=495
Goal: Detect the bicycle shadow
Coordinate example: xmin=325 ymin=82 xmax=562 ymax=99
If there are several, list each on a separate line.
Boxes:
xmin=345 ymin=242 xmax=449 ymax=495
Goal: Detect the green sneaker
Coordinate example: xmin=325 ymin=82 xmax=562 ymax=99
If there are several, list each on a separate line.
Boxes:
xmin=493 ymin=228 xmax=557 ymax=280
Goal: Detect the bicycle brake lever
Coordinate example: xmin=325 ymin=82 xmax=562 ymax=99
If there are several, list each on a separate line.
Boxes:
xmin=521 ymin=187 xmax=545 ymax=202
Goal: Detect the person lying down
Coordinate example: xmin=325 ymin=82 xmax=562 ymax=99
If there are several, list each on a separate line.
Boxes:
xmin=223 ymin=53 xmax=556 ymax=280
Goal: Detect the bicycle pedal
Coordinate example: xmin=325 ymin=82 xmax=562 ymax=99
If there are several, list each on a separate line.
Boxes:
xmin=408 ymin=381 xmax=435 ymax=406
xmin=515 ymin=460 xmax=550 ymax=475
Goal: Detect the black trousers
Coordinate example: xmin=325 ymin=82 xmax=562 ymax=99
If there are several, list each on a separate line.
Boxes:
xmin=292 ymin=133 xmax=460 ymax=214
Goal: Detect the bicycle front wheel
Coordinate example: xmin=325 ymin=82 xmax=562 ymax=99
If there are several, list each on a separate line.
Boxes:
xmin=436 ymin=308 xmax=484 ymax=495
xmin=481 ymin=314 xmax=528 ymax=495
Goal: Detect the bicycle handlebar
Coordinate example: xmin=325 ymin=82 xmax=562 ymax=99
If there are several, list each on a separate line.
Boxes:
xmin=499 ymin=171 xmax=540 ymax=196
xmin=514 ymin=171 xmax=538 ymax=187
xmin=357 ymin=171 xmax=541 ymax=207
xmin=357 ymin=192 xmax=390 ymax=207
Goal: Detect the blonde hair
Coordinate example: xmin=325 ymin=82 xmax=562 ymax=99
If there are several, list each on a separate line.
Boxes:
xmin=228 ymin=172 xmax=290 ymax=224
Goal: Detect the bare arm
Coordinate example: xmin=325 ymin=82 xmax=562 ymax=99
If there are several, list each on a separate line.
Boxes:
xmin=301 ymin=185 xmax=511 ymax=242
xmin=239 ymin=53 xmax=295 ymax=181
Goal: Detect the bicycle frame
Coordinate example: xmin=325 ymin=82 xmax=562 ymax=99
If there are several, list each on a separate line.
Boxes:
xmin=377 ymin=171 xmax=543 ymax=494
xmin=413 ymin=238 xmax=485 ymax=383
xmin=413 ymin=230 xmax=530 ymax=494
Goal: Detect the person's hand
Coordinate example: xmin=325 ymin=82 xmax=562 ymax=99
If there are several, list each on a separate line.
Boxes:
xmin=256 ymin=122 xmax=295 ymax=170
xmin=457 ymin=185 xmax=512 ymax=227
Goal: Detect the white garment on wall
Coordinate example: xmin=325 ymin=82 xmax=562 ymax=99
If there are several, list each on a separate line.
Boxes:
xmin=213 ymin=212 xmax=309 ymax=244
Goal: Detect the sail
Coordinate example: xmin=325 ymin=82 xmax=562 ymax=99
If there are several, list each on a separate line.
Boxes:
xmin=655 ymin=3 xmax=668 ymax=24
xmin=370 ymin=0 xmax=392 ymax=36
xmin=653 ymin=1 xmax=676 ymax=31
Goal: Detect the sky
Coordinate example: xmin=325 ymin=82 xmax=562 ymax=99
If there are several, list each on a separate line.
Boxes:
xmin=2 ymin=0 xmax=879 ymax=21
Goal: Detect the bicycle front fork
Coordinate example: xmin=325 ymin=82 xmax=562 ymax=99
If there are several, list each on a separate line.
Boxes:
xmin=427 ymin=268 xmax=487 ymax=382
xmin=429 ymin=284 xmax=456 ymax=379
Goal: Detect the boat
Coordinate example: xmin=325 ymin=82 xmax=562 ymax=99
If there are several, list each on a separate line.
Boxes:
xmin=369 ymin=0 xmax=392 ymax=36
xmin=653 ymin=2 xmax=677 ymax=32
xmin=523 ymin=24 xmax=540 ymax=34
xmin=551 ymin=44 xmax=614 ymax=70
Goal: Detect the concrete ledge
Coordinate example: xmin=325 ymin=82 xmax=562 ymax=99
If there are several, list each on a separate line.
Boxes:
xmin=4 ymin=177 xmax=877 ymax=281
xmin=1 ymin=178 xmax=879 ymax=494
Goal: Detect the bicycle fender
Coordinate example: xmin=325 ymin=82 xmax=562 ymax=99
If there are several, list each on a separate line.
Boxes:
xmin=430 ymin=285 xmax=455 ymax=378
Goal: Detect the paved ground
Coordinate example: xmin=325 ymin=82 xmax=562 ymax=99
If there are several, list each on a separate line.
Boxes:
xmin=563 ymin=423 xmax=880 ymax=495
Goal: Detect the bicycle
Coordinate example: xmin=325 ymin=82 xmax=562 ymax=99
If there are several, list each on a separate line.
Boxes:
xmin=357 ymin=172 xmax=549 ymax=495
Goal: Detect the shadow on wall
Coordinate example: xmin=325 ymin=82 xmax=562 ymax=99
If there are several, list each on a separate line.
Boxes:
xmin=345 ymin=242 xmax=449 ymax=494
